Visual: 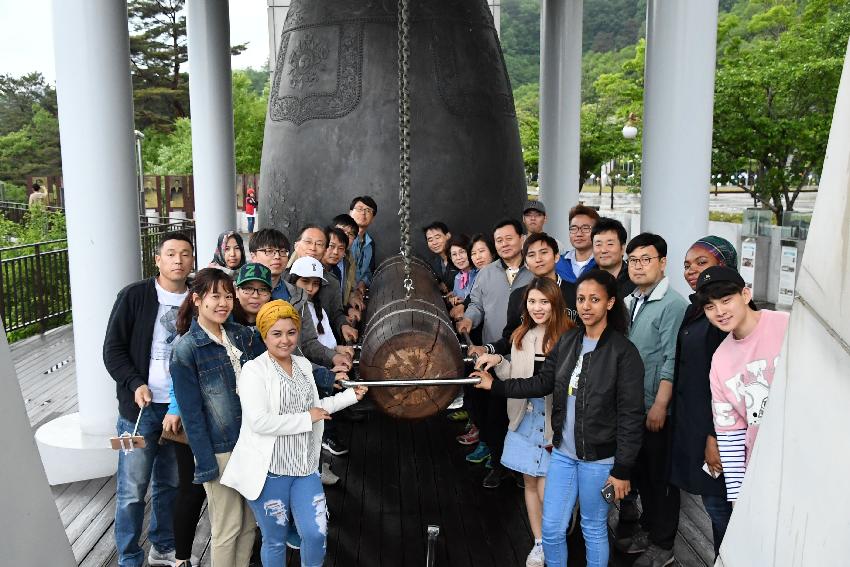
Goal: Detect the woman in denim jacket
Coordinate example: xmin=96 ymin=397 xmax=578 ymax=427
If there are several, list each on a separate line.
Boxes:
xmin=170 ymin=268 xmax=263 ymax=567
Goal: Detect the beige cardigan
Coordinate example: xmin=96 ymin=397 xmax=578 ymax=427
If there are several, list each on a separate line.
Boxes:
xmin=220 ymin=352 xmax=358 ymax=500
xmin=494 ymin=325 xmax=554 ymax=444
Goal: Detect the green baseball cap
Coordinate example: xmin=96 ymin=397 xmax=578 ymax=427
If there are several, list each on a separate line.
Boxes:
xmin=235 ymin=262 xmax=273 ymax=288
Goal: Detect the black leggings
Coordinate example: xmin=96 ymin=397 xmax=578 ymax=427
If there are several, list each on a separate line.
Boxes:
xmin=173 ymin=441 xmax=207 ymax=560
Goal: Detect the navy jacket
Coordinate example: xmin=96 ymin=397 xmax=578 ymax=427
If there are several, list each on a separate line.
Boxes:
xmin=668 ymin=301 xmax=728 ymax=496
xmin=170 ymin=319 xmax=263 ymax=483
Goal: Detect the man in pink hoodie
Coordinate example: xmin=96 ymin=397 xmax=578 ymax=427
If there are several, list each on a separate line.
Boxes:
xmin=695 ymin=266 xmax=790 ymax=502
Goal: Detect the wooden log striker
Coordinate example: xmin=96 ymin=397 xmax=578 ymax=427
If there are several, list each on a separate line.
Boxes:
xmin=358 ymin=255 xmax=464 ymax=419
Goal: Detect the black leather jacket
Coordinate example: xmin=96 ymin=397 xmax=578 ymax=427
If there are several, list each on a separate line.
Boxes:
xmin=491 ymin=326 xmax=645 ymax=480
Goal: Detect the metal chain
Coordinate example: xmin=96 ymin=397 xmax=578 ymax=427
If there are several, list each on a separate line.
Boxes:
xmin=397 ymin=0 xmax=414 ymax=299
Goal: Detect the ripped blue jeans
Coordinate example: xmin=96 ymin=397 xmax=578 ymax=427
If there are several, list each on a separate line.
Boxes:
xmin=247 ymin=472 xmax=327 ymax=567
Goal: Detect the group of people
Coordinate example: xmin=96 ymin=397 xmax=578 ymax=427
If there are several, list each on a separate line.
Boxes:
xmin=103 ymin=190 xmax=788 ymax=567
xmin=103 ymin=197 xmax=380 ymax=567
xmin=417 ymin=200 xmax=789 ymax=567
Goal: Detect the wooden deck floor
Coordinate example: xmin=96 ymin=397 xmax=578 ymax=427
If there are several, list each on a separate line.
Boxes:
xmin=12 ymin=325 xmax=715 ymax=566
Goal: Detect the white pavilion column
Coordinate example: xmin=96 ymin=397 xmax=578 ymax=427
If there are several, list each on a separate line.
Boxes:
xmin=188 ymin=0 xmax=237 ymax=251
xmin=37 ymin=0 xmax=141 ymax=484
xmin=538 ymin=0 xmax=582 ymax=246
xmin=641 ymin=0 xmax=719 ymax=296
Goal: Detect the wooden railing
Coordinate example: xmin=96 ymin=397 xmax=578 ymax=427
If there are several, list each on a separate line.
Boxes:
xmin=1 ymin=218 xmax=196 ymax=336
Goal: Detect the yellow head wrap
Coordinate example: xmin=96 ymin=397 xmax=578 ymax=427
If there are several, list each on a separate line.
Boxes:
xmin=256 ymin=300 xmax=301 ymax=340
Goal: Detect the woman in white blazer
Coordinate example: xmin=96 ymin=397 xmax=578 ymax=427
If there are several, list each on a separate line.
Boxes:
xmin=221 ymin=300 xmax=366 ymax=567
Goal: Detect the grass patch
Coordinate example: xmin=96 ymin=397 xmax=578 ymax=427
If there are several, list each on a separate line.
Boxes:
xmin=709 ymin=211 xmax=743 ymax=224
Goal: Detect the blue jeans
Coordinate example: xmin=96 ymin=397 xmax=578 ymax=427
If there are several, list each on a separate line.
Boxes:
xmin=115 ymin=403 xmax=178 ymax=567
xmin=247 ymin=472 xmax=327 ymax=567
xmin=702 ymin=494 xmax=733 ymax=556
xmin=247 ymin=216 xmax=255 ymax=232
xmin=542 ymin=449 xmax=611 ymax=567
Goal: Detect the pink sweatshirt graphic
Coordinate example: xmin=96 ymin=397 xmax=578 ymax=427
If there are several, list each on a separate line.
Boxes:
xmin=709 ymin=309 xmax=789 ymax=500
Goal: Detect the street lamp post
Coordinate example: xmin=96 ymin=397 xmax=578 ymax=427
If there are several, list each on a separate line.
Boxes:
xmin=134 ymin=130 xmax=145 ymax=220
xmin=620 ymin=113 xmax=640 ymax=210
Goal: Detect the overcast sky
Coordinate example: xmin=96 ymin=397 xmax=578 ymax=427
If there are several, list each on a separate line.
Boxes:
xmin=0 ymin=1 xmax=271 ymax=83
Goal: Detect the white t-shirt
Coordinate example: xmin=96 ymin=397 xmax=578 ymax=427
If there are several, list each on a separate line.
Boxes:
xmin=571 ymin=256 xmax=592 ymax=278
xmin=148 ymin=280 xmax=188 ymax=403
xmin=307 ymin=301 xmax=337 ymax=351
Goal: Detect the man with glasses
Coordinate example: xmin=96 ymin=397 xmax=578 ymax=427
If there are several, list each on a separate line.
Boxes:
xmin=288 ymin=224 xmax=359 ymax=344
xmin=555 ymin=204 xmax=599 ymax=283
xmin=248 ymin=228 xmax=292 ymax=301
xmin=618 ymin=232 xmax=687 ymax=567
xmin=349 ymin=196 xmax=378 ymax=292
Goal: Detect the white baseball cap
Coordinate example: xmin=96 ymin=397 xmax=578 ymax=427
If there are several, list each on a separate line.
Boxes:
xmin=290 ymin=256 xmax=328 ymax=283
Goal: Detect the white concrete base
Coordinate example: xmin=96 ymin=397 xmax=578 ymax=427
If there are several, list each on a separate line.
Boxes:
xmin=36 ymin=412 xmax=118 ymax=485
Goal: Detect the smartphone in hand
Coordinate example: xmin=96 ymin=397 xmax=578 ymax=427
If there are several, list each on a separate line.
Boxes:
xmin=601 ymin=483 xmax=616 ymax=504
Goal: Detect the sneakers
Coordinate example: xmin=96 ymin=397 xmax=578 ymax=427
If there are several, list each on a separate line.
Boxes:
xmin=148 ymin=547 xmax=176 ymax=567
xmin=447 ymin=409 xmax=469 ymax=421
xmin=465 ymin=442 xmax=491 ymax=464
xmin=285 ymin=529 xmax=302 ymax=550
xmin=615 ymin=529 xmax=650 ymax=555
xmin=633 ymin=544 xmax=675 ymax=567
xmin=456 ymin=424 xmax=480 ymax=445
xmin=526 ymin=542 xmax=545 ymax=567
xmin=482 ymin=466 xmax=505 ymax=489
xmin=320 ymin=462 xmax=340 ymax=486
xmin=322 ymin=436 xmax=349 ymax=456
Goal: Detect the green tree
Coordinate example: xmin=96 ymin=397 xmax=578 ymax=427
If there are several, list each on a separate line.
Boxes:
xmin=712 ymin=0 xmax=850 ymax=222
xmin=0 ymin=106 xmax=62 ymax=186
xmin=128 ymin=0 xmax=190 ymax=132
xmin=513 ymin=83 xmax=540 ymax=177
xmin=579 ymin=39 xmax=645 ymax=188
xmin=500 ymin=0 xmax=541 ymax=89
xmin=145 ymin=70 xmax=269 ymax=174
xmin=583 ymin=0 xmax=646 ymax=53
xmin=0 ymin=73 xmax=57 ymax=136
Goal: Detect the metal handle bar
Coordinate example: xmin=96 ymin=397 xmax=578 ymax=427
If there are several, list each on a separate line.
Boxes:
xmin=340 ymin=378 xmax=480 ymax=388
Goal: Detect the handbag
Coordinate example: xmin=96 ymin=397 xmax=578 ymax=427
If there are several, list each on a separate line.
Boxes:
xmin=159 ymin=428 xmax=189 ymax=445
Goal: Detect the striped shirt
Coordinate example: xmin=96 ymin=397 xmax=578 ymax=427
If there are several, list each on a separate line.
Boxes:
xmin=716 ymin=430 xmax=747 ymax=501
xmin=269 ymin=359 xmax=316 ymax=476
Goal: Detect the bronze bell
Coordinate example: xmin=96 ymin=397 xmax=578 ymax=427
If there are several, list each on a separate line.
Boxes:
xmin=258 ymin=0 xmax=526 ymax=260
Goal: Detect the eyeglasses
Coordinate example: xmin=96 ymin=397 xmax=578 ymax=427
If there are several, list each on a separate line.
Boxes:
xmin=239 ymin=286 xmax=271 ymax=297
xmin=299 ymin=238 xmax=326 ymax=248
xmin=256 ymin=248 xmax=288 ymax=258
xmin=352 ymin=206 xmax=374 ymax=216
xmin=569 ymin=224 xmax=593 ymax=234
xmin=627 ymin=256 xmax=660 ymax=267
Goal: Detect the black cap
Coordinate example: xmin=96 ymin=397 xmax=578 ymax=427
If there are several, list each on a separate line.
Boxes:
xmin=523 ymin=200 xmax=546 ymax=215
xmin=696 ymin=266 xmax=745 ymax=292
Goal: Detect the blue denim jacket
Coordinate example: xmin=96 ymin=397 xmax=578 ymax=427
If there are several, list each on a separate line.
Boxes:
xmin=170 ymin=319 xmax=263 ymax=483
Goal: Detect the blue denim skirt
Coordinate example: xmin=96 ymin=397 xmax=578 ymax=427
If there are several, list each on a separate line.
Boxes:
xmin=501 ymin=397 xmax=551 ymax=477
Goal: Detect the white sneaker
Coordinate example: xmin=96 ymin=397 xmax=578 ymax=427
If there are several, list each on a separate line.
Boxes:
xmin=321 ymin=462 xmax=340 ymax=485
xmin=526 ymin=542 xmax=545 ymax=567
xmin=148 ymin=547 xmax=177 ymax=567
